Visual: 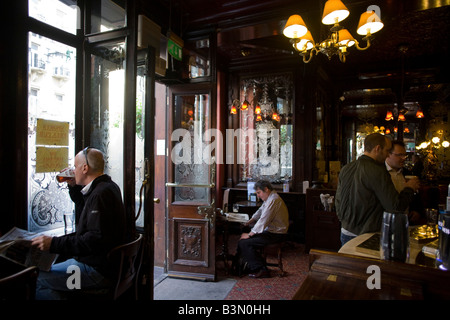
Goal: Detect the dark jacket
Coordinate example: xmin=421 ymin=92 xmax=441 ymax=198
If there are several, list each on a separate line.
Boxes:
xmin=335 ymin=155 xmax=415 ymax=235
xmin=50 ymin=174 xmax=135 ymax=278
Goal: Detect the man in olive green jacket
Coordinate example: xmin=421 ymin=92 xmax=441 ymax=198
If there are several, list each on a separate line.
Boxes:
xmin=336 ymin=133 xmax=420 ymax=246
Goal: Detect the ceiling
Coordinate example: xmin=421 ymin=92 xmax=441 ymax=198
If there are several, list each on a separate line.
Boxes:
xmin=153 ymin=0 xmax=450 ymax=119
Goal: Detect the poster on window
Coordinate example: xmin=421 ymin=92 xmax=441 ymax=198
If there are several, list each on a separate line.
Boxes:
xmin=35 ymin=147 xmax=68 ymax=173
xmin=36 ymin=118 xmax=69 ymax=146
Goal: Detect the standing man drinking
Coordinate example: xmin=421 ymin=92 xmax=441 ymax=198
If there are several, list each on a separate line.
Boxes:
xmin=336 ymin=133 xmax=420 ymax=246
xmin=385 ymin=140 xmax=424 ymax=225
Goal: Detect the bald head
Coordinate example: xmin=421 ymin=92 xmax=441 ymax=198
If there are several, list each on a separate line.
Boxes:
xmin=74 ymin=147 xmax=105 ymax=186
xmin=82 ymin=148 xmax=105 ymax=174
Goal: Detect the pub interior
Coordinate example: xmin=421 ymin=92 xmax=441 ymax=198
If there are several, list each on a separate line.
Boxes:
xmin=1 ymin=0 xmax=450 ymax=301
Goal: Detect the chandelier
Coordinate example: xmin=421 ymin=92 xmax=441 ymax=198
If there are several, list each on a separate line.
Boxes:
xmin=283 ymin=0 xmax=384 ymax=63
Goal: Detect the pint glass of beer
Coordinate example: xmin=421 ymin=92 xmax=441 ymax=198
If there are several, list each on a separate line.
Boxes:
xmin=56 ymin=167 xmax=75 ymax=183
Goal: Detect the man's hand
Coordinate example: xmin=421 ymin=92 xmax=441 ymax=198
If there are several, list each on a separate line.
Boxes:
xmin=243 ymin=218 xmax=255 ymax=227
xmin=240 ymin=232 xmax=255 ymax=240
xmin=31 ymin=235 xmax=53 ymax=251
xmin=404 ymin=177 xmax=420 ymax=192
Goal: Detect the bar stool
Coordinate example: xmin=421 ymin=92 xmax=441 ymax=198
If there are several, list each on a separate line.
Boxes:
xmin=261 ymin=242 xmax=285 ymax=277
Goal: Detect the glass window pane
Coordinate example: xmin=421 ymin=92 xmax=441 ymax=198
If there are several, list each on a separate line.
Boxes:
xmin=90 ymin=0 xmax=126 ymax=33
xmin=185 ymin=38 xmax=210 ymax=79
xmin=173 ymin=94 xmax=211 ymax=205
xmin=28 ymin=0 xmax=80 ymax=35
xmin=28 ymin=32 xmax=76 ymax=232
xmin=90 ymin=40 xmax=126 ymax=192
xmin=135 ymin=66 xmax=146 ymax=228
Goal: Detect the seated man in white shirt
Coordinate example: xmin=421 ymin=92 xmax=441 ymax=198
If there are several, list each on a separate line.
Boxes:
xmin=237 ymin=180 xmax=289 ymax=278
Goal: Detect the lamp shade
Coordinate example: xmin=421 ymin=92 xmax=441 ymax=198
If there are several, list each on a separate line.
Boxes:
xmin=398 ymin=113 xmax=406 ymax=121
xmin=385 ymin=110 xmax=393 ymax=121
xmin=230 ymin=105 xmax=237 ymax=115
xmin=337 ymin=29 xmax=355 ymax=47
xmin=241 ymin=100 xmax=249 ymax=111
xmin=416 ymin=108 xmax=424 ymax=118
xmin=294 ymin=30 xmax=315 ymax=51
xmin=357 ymin=11 xmax=384 ymax=35
xmin=322 ymin=0 xmax=350 ymax=25
xmin=283 ymin=14 xmax=308 ymax=38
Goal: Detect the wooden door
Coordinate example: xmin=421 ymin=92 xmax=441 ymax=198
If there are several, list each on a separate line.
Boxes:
xmin=166 ymin=84 xmax=216 ymax=281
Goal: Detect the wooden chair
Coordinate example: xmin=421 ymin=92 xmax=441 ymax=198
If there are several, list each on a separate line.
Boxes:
xmin=70 ymin=233 xmax=144 ymax=300
xmin=107 ymin=233 xmax=144 ymax=300
xmin=0 ymin=260 xmax=39 ymax=300
xmin=260 ymin=242 xmax=286 ymax=277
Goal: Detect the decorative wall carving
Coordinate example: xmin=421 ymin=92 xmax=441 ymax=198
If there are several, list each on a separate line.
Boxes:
xmin=173 ymin=218 xmax=209 ymax=267
xmin=180 ymin=225 xmax=202 ymax=258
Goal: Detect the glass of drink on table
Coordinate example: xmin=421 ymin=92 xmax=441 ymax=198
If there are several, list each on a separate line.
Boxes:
xmin=56 ymin=167 xmax=75 ymax=183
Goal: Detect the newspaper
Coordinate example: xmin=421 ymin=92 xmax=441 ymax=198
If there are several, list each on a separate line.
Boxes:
xmin=225 ymin=213 xmax=249 ymax=223
xmin=0 ymin=227 xmax=58 ymax=272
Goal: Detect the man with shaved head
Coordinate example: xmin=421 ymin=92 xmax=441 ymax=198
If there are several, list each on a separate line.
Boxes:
xmin=336 ymin=134 xmax=420 ymax=246
xmin=32 ymin=147 xmax=135 ymax=299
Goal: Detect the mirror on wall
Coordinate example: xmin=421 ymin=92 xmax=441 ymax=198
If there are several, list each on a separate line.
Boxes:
xmin=232 ymin=73 xmax=293 ymax=184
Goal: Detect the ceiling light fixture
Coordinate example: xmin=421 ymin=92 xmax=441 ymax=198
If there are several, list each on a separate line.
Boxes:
xmin=283 ymin=0 xmax=384 ymax=63
xmin=416 ymin=106 xmax=425 ymax=118
xmin=385 ymin=110 xmax=394 ymax=121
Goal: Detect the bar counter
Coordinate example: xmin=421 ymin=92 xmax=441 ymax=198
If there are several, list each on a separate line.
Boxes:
xmin=294 ymin=228 xmax=450 ymax=300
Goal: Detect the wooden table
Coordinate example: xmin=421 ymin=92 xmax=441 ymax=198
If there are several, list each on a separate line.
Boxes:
xmin=295 ymin=228 xmax=450 ymax=300
xmin=338 ymin=231 xmax=427 ymax=265
xmin=293 ymin=249 xmax=450 ymax=300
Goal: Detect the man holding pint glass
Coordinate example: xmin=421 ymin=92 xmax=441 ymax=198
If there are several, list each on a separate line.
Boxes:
xmin=31 ymin=147 xmax=136 ymax=299
xmin=336 ymin=133 xmax=420 ymax=246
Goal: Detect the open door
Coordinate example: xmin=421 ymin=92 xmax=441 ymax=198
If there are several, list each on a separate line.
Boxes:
xmin=166 ymin=84 xmax=217 ymax=281
xmin=135 ymin=47 xmax=157 ymax=299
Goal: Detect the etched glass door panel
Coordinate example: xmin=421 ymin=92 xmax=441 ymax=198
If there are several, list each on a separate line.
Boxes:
xmin=89 ymin=40 xmax=126 ymax=191
xmin=27 ymin=33 xmax=76 ymax=232
xmin=172 ymin=94 xmax=211 ymax=205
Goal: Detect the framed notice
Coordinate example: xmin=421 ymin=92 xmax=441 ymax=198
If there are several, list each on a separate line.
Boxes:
xmin=35 ymin=147 xmax=68 ymax=173
xmin=36 ymin=119 xmax=69 ymax=146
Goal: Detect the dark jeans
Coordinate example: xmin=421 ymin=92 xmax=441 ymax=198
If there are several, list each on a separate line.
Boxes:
xmin=237 ymin=231 xmax=287 ymax=271
xmin=340 ymin=232 xmax=356 ymax=247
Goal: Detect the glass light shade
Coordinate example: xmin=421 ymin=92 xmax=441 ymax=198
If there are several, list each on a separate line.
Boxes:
xmin=416 ymin=109 xmax=424 ymax=118
xmin=337 ymin=29 xmax=355 ymax=47
xmin=385 ymin=111 xmax=393 ymax=121
xmin=357 ymin=11 xmax=384 ymax=35
xmin=294 ymin=30 xmax=315 ymax=51
xmin=442 ymin=141 xmax=450 ymax=148
xmin=398 ymin=113 xmax=406 ymax=121
xmin=432 ymin=137 xmax=440 ymax=144
xmin=322 ymin=0 xmax=350 ymax=25
xmin=241 ymin=100 xmax=249 ymax=111
xmin=230 ymin=105 xmax=237 ymax=114
xmin=256 ymin=114 xmax=262 ymax=122
xmin=283 ymin=14 xmax=308 ymax=38
xmin=255 ymin=105 xmax=261 ymax=114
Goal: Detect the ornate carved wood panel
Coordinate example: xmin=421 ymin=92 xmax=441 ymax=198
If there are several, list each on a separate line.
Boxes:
xmin=172 ymin=218 xmax=209 ymax=267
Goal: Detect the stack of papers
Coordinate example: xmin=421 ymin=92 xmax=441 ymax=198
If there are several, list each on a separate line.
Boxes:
xmin=226 ymin=213 xmax=249 ymax=223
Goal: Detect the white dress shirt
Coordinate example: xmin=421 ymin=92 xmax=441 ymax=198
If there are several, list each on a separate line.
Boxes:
xmin=385 ymin=162 xmax=405 ymax=193
xmin=251 ymin=191 xmax=289 ymax=234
